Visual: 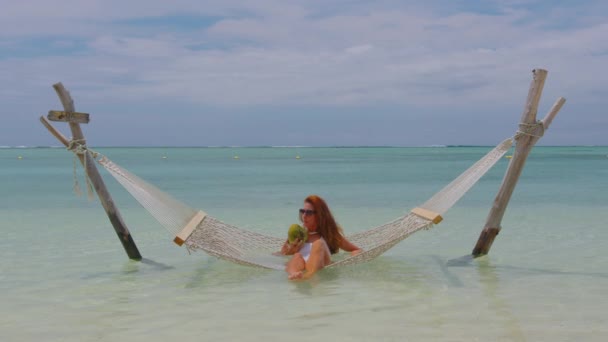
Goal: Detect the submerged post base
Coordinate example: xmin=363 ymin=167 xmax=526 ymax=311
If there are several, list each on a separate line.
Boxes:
xmin=472 ymin=227 xmax=501 ymax=257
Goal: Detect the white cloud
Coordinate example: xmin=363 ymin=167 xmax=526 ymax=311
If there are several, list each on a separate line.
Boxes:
xmin=89 ymin=36 xmax=188 ymax=57
xmin=1 ymin=1 xmax=607 ymax=145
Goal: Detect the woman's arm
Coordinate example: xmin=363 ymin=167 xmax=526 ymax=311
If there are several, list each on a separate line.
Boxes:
xmin=339 ymin=237 xmax=362 ymax=256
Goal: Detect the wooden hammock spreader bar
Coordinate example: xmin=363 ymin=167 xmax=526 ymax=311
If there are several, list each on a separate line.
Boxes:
xmin=174 ymin=211 xmax=207 ymax=246
xmin=40 ymin=83 xmax=142 ymax=260
xmin=411 ymin=207 xmax=443 ymax=224
xmin=472 ymin=69 xmax=566 ymax=257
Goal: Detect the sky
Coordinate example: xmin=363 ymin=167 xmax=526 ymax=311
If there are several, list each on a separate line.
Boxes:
xmin=1 ymin=0 xmax=607 ymax=147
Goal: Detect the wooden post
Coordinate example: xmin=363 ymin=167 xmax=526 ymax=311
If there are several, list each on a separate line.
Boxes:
xmin=472 ymin=69 xmax=565 ymax=257
xmin=47 ymin=83 xmax=142 ymax=260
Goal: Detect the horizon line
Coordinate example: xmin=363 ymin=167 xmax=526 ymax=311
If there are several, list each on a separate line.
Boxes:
xmin=2 ymin=145 xmax=608 ymax=149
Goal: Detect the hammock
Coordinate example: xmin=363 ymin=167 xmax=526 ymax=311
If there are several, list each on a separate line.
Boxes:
xmin=96 ymin=138 xmax=513 ymax=270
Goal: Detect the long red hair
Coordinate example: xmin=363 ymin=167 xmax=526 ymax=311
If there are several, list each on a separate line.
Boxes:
xmin=304 ymin=195 xmax=344 ymax=254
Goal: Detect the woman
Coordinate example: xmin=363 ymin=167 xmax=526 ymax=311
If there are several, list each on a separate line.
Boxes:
xmin=281 ymin=195 xmax=361 ymax=280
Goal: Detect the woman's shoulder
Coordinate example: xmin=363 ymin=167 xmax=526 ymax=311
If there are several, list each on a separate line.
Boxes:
xmin=311 ymin=236 xmax=327 ymax=245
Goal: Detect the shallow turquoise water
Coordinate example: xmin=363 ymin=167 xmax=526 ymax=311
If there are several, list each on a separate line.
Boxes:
xmin=1 ymin=146 xmax=607 ymax=341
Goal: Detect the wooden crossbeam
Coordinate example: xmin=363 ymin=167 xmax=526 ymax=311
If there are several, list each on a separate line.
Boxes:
xmin=48 ymin=110 xmax=90 ymax=124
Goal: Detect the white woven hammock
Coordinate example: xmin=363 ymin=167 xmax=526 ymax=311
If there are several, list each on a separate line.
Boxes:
xmin=96 ymin=138 xmax=513 ymax=270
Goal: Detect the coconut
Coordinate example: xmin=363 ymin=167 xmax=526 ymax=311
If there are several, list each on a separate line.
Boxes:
xmin=287 ymin=224 xmax=308 ymax=243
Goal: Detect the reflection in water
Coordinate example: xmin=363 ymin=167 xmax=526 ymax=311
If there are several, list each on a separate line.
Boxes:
xmin=446 ymin=254 xmax=475 ymax=267
xmin=447 ymin=254 xmax=608 ymax=279
xmin=185 ymin=258 xmax=273 ymax=289
xmin=337 ymin=256 xmax=424 ymax=281
xmin=289 ymin=256 xmax=430 ymax=321
xmin=444 ymin=254 xmax=608 ymax=340
xmin=80 ymin=258 xmax=175 ymax=280
xmin=475 ymin=257 xmax=526 ymax=342
xmin=431 ymin=255 xmax=464 ymax=287
xmin=140 ymin=258 xmax=175 ymax=271
xmin=261 ymin=255 xmax=429 ymax=298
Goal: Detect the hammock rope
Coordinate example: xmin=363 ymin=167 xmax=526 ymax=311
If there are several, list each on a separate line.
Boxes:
xmin=67 ymin=139 xmax=97 ymax=200
xmin=83 ymin=136 xmax=514 ymax=269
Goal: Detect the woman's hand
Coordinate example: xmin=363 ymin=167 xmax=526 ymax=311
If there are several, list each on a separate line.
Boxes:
xmin=288 ymin=271 xmax=304 ymax=280
xmin=281 ymin=239 xmax=304 ymax=255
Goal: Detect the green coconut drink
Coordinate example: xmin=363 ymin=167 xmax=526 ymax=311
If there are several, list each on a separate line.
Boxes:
xmin=287 ymin=224 xmax=308 ymax=243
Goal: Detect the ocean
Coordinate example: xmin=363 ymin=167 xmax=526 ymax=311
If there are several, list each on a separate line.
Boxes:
xmin=1 ymin=145 xmax=607 ymax=341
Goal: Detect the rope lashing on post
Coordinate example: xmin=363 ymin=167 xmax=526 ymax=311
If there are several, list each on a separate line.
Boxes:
xmin=514 ymin=121 xmax=544 ymax=140
xmin=67 ymin=139 xmax=100 ymax=200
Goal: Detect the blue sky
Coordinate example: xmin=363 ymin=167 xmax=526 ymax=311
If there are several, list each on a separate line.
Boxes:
xmin=1 ymin=0 xmax=607 ymax=146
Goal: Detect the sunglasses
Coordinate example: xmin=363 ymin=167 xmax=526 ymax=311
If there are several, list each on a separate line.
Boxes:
xmin=299 ymin=209 xmax=316 ymax=216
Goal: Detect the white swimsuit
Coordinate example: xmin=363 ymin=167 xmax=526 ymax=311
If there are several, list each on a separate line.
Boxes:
xmin=300 ymin=242 xmax=313 ymax=262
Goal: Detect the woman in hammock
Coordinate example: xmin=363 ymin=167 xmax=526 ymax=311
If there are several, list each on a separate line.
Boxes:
xmin=280 ymin=195 xmax=361 ymax=280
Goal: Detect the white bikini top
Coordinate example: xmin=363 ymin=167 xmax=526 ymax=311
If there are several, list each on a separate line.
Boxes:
xmin=300 ymin=242 xmax=313 ymax=262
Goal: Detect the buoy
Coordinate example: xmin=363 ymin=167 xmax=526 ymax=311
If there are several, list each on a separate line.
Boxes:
xmin=295 ymin=155 xmax=301 ymax=159
xmin=17 ymin=156 xmax=23 ymax=159
xmin=161 ymin=156 xmax=168 ymax=159
xmin=505 ymin=155 xmax=512 ymax=159
xmin=233 ymin=155 xmax=240 ymax=160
